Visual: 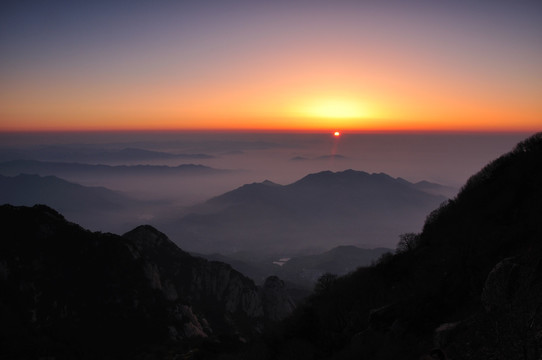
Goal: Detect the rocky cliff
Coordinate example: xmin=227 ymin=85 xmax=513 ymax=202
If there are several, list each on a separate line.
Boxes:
xmin=0 ymin=205 xmax=294 ymax=359
xmin=261 ymin=276 xmax=297 ymax=321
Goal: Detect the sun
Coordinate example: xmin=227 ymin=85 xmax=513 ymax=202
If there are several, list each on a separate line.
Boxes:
xmin=334 ymin=131 xmax=341 ymax=137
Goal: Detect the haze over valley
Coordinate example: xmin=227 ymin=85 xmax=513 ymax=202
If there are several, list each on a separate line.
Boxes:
xmin=0 ymin=131 xmax=531 ymax=288
xmin=0 ymin=132 xmax=527 ymax=248
xmin=2 ymin=133 xmax=541 ymax=359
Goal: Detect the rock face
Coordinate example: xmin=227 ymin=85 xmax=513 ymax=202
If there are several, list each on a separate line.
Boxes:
xmin=0 ymin=205 xmax=293 ymax=359
xmin=481 ymin=257 xmax=520 ymax=312
xmin=123 ymin=225 xmax=264 ymax=319
xmin=439 ymin=251 xmax=542 ymax=360
xmin=261 ymin=276 xmax=296 ymax=321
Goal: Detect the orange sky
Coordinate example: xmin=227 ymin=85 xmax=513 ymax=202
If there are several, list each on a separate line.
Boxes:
xmin=1 ymin=1 xmax=541 ymax=132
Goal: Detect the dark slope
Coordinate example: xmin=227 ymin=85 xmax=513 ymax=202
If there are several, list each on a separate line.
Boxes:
xmin=238 ymin=132 xmax=542 ymax=359
xmin=166 ymin=170 xmax=446 ymax=254
xmin=0 ymin=205 xmax=294 ymax=359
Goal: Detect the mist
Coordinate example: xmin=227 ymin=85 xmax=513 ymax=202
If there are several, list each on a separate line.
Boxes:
xmin=0 ymin=131 xmax=531 ymax=249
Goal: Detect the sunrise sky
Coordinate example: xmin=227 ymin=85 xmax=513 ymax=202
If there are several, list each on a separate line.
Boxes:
xmin=1 ymin=0 xmax=541 ymax=132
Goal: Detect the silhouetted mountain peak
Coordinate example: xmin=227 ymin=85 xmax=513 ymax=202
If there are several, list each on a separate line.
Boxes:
xmin=33 ymin=203 xmax=64 ymax=217
xmin=168 ymin=168 xmax=447 ymax=254
xmin=262 ymin=179 xmax=280 ymax=187
xmin=209 ymin=180 xmax=284 ymax=204
xmin=123 ymin=225 xmax=179 ymax=252
xmin=6 ymin=203 xmax=66 ymax=223
xmin=125 ymin=224 xmax=166 ymax=240
xmin=292 ymin=169 xmax=395 ymax=188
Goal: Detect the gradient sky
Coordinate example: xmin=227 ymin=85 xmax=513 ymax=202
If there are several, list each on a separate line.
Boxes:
xmin=1 ymin=0 xmax=541 ymax=132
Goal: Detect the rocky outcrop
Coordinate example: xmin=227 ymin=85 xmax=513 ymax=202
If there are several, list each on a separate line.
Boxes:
xmin=261 ymin=276 xmax=296 ymax=321
xmin=368 ymin=303 xmax=401 ymax=332
xmin=123 ymin=225 xmax=265 ymax=322
xmin=481 ymin=257 xmax=519 ymax=312
xmin=433 ymin=321 xmax=463 ymax=349
xmin=437 ymin=252 xmax=542 ymax=360
xmin=0 ymin=205 xmax=293 ymax=359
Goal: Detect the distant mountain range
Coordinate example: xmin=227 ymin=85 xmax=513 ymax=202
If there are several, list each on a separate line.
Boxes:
xmin=160 ymin=170 xmax=449 ymax=255
xmin=0 ymin=146 xmax=214 ymax=163
xmin=0 ymin=173 xmax=131 ymax=209
xmin=0 ymin=174 xmax=157 ymax=233
xmin=290 ymin=154 xmax=347 ymax=161
xmin=0 ymin=159 xmax=226 ymax=178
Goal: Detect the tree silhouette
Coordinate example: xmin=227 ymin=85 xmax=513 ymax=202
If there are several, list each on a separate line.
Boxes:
xmin=396 ymin=232 xmax=420 ymax=253
xmin=314 ymin=273 xmax=337 ymax=293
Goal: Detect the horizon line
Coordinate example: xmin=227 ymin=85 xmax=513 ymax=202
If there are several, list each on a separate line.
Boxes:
xmin=0 ymin=128 xmax=539 ymax=135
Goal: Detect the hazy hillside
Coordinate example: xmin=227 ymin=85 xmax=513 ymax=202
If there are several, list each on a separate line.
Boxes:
xmin=0 ymin=160 xmax=234 ymax=206
xmin=161 ymin=170 xmax=447 ymax=255
xmin=275 ymin=246 xmax=391 ymax=288
xmin=0 ymin=174 xmax=128 ymax=206
xmin=409 ymin=179 xmax=458 ymax=198
xmin=0 ymin=159 xmax=225 ymax=177
xmin=240 ymin=133 xmax=542 ymax=359
xmin=0 ymin=174 xmax=159 ymax=233
xmin=0 ymin=205 xmax=295 ymax=359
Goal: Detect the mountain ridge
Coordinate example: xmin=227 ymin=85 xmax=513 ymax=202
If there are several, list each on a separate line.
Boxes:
xmin=0 ymin=145 xmax=214 ymax=163
xmin=0 ymin=159 xmax=226 ymax=177
xmin=162 ymin=169 xmax=447 ymax=255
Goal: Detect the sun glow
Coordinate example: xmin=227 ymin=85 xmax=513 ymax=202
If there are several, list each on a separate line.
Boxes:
xmin=293 ymin=98 xmax=368 ymax=120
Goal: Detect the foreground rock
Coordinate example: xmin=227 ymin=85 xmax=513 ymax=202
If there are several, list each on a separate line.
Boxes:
xmin=0 ymin=205 xmax=294 ymax=359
